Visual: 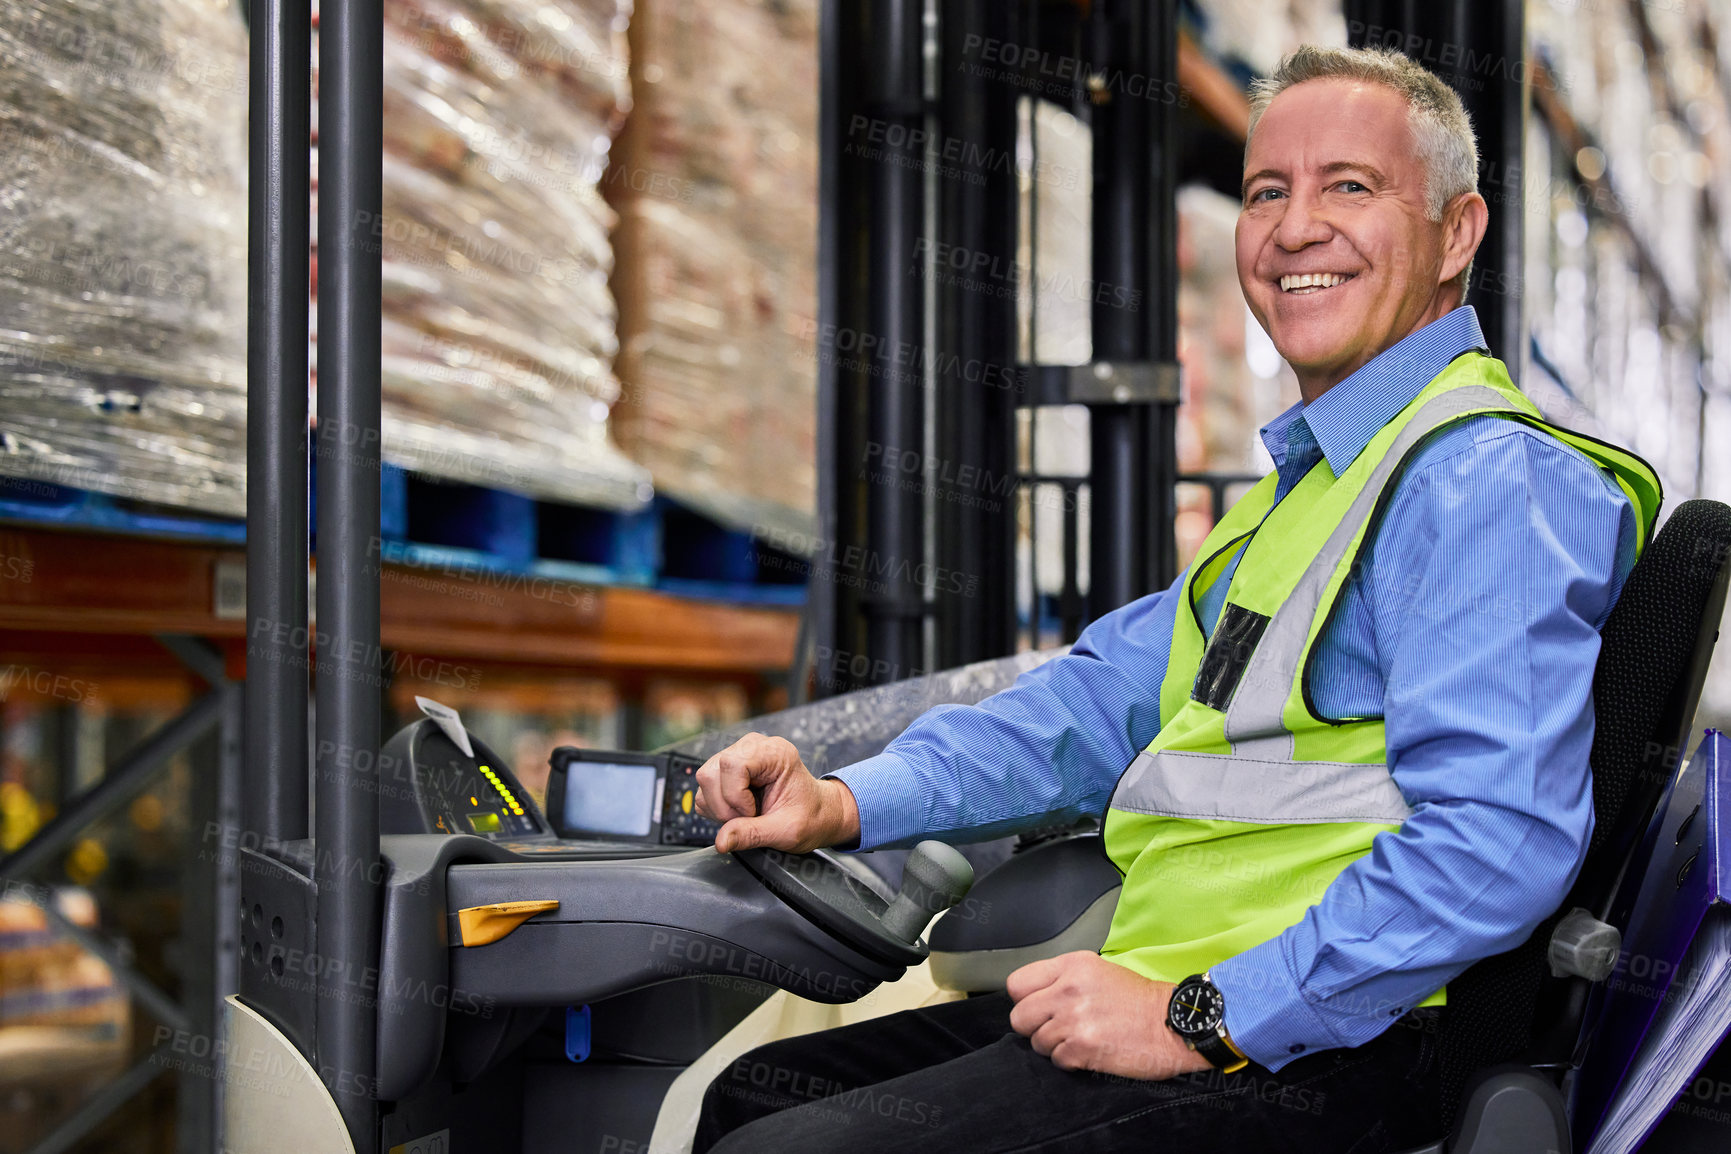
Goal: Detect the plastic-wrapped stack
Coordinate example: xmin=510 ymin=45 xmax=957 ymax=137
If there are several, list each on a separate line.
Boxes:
xmin=0 ymin=0 xmax=249 ymax=515
xmin=332 ymin=0 xmax=651 ymax=509
xmin=1525 ymin=0 xmax=1731 ymax=725
xmin=607 ymin=0 xmax=820 ymax=539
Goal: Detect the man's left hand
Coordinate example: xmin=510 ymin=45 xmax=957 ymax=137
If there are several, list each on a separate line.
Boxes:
xmin=1006 ymin=951 xmax=1215 ymax=1080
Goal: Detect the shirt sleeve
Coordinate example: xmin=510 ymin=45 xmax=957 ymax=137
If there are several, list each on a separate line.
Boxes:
xmin=1212 ymin=421 xmax=1638 ymax=1070
xmin=828 ymin=575 xmax=1183 ymax=850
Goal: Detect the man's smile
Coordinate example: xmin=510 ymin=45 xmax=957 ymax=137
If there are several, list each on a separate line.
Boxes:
xmin=1277 ymin=272 xmax=1358 ymax=294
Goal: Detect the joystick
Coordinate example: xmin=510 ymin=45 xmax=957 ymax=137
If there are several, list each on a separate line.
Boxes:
xmin=879 ymin=841 xmax=974 ymax=942
xmin=734 ymin=840 xmax=976 ymax=966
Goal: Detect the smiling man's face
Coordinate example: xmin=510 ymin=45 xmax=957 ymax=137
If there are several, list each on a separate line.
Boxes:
xmin=1236 ymin=78 xmax=1485 ymax=401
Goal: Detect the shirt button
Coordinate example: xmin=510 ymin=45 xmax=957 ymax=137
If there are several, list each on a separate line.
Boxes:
xmin=1288 ymin=1044 xmax=1305 ymax=1055
xmin=1389 ymin=1008 xmax=1403 ymax=1017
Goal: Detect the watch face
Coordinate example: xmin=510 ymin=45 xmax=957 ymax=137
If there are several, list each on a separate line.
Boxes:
xmin=1169 ymin=979 xmax=1225 ymax=1037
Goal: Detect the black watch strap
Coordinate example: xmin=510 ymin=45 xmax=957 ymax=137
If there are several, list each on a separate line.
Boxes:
xmin=1192 ymin=1029 xmax=1247 ymax=1072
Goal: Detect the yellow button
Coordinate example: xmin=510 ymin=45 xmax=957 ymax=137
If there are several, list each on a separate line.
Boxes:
xmin=681 ymin=789 xmax=694 ymax=815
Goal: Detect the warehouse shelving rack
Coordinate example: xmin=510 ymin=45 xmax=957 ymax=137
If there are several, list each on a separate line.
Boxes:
xmin=0 ymin=1 xmax=1543 ymax=1151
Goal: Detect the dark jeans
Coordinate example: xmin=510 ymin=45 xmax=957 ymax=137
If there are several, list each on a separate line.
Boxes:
xmin=694 ymin=992 xmax=1447 ymax=1154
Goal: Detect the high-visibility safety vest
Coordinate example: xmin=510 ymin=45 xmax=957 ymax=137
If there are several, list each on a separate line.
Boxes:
xmin=1100 ymin=352 xmax=1662 ymax=1010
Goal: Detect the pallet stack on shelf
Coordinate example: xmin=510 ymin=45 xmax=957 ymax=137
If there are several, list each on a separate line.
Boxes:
xmin=0 ymin=0 xmax=812 ymax=728
xmin=0 ymin=4 xmax=812 ymax=1142
xmin=1524 ymin=0 xmax=1731 ymax=726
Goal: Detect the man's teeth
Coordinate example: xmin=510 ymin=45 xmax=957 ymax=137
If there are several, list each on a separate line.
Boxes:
xmin=1279 ymin=273 xmax=1354 ymax=293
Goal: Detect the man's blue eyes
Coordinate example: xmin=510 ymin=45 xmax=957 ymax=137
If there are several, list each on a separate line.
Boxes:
xmin=1247 ymin=181 xmax=1369 ymax=203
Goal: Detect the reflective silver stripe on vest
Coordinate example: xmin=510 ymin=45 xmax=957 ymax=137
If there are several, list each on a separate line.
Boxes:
xmin=1113 ymin=384 xmax=1515 ymax=826
xmin=1223 ymin=384 xmax=1515 ymax=745
xmin=1113 ymin=747 xmax=1415 ymax=824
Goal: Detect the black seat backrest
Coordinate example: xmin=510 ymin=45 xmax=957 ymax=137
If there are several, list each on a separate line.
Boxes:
xmin=1435 ymin=499 xmax=1731 ymax=1123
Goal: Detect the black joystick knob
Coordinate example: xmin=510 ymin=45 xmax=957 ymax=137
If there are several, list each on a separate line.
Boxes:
xmin=880 ymin=840 xmax=974 ymax=943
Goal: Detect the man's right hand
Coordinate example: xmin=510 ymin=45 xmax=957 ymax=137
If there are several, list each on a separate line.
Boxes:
xmin=692 ymin=732 xmax=860 ymax=854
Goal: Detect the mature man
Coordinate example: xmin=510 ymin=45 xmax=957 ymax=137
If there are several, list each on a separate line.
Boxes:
xmin=691 ymin=45 xmax=1659 ymax=1153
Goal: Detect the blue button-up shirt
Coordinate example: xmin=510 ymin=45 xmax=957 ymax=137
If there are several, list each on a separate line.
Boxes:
xmin=831 ymin=306 xmax=1640 ymax=1070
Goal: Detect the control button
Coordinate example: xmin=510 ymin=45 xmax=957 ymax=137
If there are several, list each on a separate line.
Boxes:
xmin=681 ymin=789 xmax=694 ymax=815
xmin=457 ymin=899 xmax=560 ymax=947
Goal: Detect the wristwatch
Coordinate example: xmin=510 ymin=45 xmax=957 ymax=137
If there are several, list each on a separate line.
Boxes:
xmin=1166 ymin=972 xmax=1250 ymax=1073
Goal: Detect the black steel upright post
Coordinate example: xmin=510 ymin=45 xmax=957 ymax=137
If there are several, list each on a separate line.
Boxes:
xmin=933 ymin=0 xmax=1018 ymax=667
xmin=1087 ymin=0 xmax=1179 ymax=619
xmin=245 ymin=0 xmax=312 ymax=847
xmin=1346 ymin=2 xmax=1526 ymax=374
xmin=813 ymin=0 xmax=843 ymax=696
xmin=862 ymin=0 xmax=928 ymax=681
xmin=314 ymin=0 xmax=383 ymax=1148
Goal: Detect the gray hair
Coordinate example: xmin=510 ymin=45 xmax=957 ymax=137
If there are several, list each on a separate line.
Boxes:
xmin=1246 ymin=45 xmax=1479 ymax=224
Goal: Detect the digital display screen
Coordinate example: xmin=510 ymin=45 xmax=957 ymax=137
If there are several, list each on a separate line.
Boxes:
xmin=467 ymin=812 xmax=502 ymax=834
xmin=562 ymin=761 xmax=657 ymax=838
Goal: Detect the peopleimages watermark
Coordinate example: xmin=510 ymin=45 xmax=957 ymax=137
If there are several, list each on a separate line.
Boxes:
xmin=248 ymin=615 xmax=481 ymax=691
xmin=1344 ymin=22 xmax=1570 ymax=95
xmin=390 ymin=1 xmax=629 ymax=84
xmin=371 ymin=537 xmax=601 ymax=614
xmin=409 ymin=331 xmax=613 ymax=409
xmin=717 ymin=1055 xmax=947 ymax=1129
xmin=912 ymin=239 xmax=1142 ymax=311
xmin=752 ymin=525 xmax=982 ymax=598
xmin=798 ymin=319 xmax=1025 ymax=394
xmin=164 ymin=1027 xmax=386 ymax=1105
xmin=646 ymin=929 xmax=877 ymax=1002
xmin=12 ymin=15 xmax=247 ymax=96
xmin=859 ymin=439 xmax=1021 ymax=515
xmin=958 ymin=34 xmax=1189 ymax=108
xmin=151 ymin=1027 xmax=298 ymax=1101
xmin=7 ymin=235 xmax=211 ymax=301
xmin=352 ymin=209 xmax=587 ymax=288
xmin=0 ymin=665 xmax=96 ymax=703
xmin=842 ymin=114 xmax=1086 ymax=192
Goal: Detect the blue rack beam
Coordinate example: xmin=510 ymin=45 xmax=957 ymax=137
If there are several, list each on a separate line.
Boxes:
xmin=0 ymin=472 xmax=809 ymax=607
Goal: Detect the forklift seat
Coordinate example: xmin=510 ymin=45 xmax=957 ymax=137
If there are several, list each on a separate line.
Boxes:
xmin=1395 ymin=497 xmax=1731 ymax=1152
xmin=925 ymin=499 xmax=1731 ymax=1154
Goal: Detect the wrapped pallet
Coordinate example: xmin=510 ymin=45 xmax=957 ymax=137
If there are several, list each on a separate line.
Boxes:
xmin=322 ymin=0 xmax=651 ymax=508
xmin=1 ymin=0 xmax=650 ymax=518
xmin=0 ymin=0 xmax=249 ymax=515
xmin=607 ymin=0 xmax=820 ymax=539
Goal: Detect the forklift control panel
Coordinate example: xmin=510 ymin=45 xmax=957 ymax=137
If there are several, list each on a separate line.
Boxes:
xmin=546 ymin=747 xmax=721 ymax=847
xmin=378 ymin=711 xmax=550 ymax=841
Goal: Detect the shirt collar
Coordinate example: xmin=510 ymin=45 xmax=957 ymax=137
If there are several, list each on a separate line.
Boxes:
xmin=1256 ymin=306 xmax=1488 ymax=476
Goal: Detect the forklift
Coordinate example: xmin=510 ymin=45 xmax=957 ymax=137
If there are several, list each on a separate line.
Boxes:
xmin=223 ymin=0 xmax=1731 ymax=1151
